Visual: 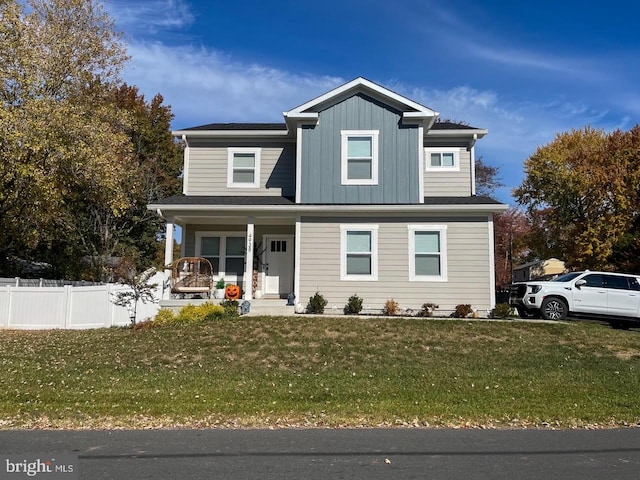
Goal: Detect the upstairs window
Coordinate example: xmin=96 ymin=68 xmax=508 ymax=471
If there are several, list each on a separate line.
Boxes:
xmin=227 ymin=147 xmax=261 ymax=188
xmin=425 ymin=148 xmax=460 ymax=172
xmin=341 ymin=130 xmax=379 ymax=185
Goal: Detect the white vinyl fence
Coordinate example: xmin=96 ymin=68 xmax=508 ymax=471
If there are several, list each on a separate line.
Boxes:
xmin=0 ymin=272 xmax=167 ymax=330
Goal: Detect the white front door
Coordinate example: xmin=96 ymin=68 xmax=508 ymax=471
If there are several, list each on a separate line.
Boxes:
xmin=264 ymin=235 xmax=294 ymax=297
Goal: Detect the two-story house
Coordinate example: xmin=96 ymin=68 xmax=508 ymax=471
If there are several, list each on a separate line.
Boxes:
xmin=149 ymin=77 xmax=508 ymax=314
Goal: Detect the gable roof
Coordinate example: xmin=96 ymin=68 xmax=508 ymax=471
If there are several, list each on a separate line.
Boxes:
xmin=283 ymin=77 xmax=439 ymax=131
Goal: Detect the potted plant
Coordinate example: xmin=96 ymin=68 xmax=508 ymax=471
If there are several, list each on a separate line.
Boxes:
xmin=214 ymin=278 xmax=226 ymax=299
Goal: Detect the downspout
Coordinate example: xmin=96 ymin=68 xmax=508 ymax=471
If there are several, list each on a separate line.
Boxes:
xmin=470 ymin=134 xmax=477 ymax=196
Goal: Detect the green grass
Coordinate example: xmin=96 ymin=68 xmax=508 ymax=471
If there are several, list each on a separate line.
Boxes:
xmin=1 ymin=317 xmax=639 ymax=429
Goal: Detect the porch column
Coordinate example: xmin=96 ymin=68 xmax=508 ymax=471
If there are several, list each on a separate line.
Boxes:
xmin=244 ymin=218 xmax=254 ymax=300
xmin=164 ymin=217 xmax=175 ymax=270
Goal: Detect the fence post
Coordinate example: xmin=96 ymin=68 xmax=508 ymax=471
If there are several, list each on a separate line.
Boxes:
xmin=0 ymin=285 xmax=10 ymax=327
xmin=63 ymin=285 xmax=72 ymax=329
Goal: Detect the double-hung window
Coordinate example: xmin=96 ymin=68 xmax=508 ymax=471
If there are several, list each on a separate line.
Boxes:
xmin=408 ymin=225 xmax=447 ymax=281
xmin=196 ymin=233 xmax=246 ymax=282
xmin=341 ymin=130 xmax=379 ymax=185
xmin=340 ymin=225 xmax=378 ymax=281
xmin=227 ymin=147 xmax=260 ymax=188
xmin=424 ymin=148 xmax=459 ymax=172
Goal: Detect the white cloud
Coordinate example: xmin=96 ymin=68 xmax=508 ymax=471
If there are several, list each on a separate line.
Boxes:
xmin=123 ymin=41 xmax=344 ymax=127
xmin=105 ymin=0 xmax=194 ymax=33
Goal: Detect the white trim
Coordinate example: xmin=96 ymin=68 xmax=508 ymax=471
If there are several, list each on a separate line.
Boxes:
xmin=340 ymin=224 xmax=379 ymax=281
xmin=164 ymin=217 xmax=175 ymax=270
xmin=425 ymin=148 xmax=460 ymax=172
xmin=286 ymin=77 xmax=438 ymax=117
xmin=294 ymin=217 xmax=301 ymax=303
xmin=244 ymin=220 xmax=255 ymax=300
xmin=340 ymin=130 xmax=379 ymax=185
xmin=418 ymin=125 xmax=424 ymax=203
xmin=487 ymin=214 xmax=497 ymax=308
xmin=427 ymin=128 xmax=488 ymax=138
xmin=407 ymin=225 xmax=448 ymax=282
xmin=227 ymin=147 xmax=261 ymax=189
xmin=195 ymin=231 xmax=247 ymax=283
xmin=470 ymin=145 xmax=477 ymax=196
xmin=295 ymin=125 xmax=302 ymax=203
xmin=182 ymin=135 xmax=190 ymax=195
xmin=262 ymin=234 xmax=295 ymax=296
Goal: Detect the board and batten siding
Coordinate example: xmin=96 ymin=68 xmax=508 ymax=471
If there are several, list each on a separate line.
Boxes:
xmin=300 ymin=93 xmax=420 ymax=204
xmin=423 ymin=146 xmax=472 ymax=197
xmin=298 ymin=215 xmax=493 ymax=313
xmin=185 ymin=140 xmax=295 ymax=197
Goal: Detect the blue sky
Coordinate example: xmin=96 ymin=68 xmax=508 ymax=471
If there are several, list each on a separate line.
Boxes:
xmin=105 ymin=0 xmax=640 ymax=203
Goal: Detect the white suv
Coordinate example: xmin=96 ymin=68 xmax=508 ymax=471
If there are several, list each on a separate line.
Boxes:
xmin=509 ymin=271 xmax=640 ymax=327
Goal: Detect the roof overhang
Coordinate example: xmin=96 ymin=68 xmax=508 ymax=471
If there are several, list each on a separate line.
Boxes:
xmin=283 ymin=77 xmax=439 ymax=132
xmin=149 ymin=202 xmax=509 ymax=219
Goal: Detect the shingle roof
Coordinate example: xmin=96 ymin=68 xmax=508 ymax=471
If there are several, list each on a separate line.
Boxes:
xmin=184 ymin=123 xmax=288 ymax=131
xmin=152 ymin=195 xmax=503 ymax=207
xmin=180 ymin=121 xmax=480 ymax=132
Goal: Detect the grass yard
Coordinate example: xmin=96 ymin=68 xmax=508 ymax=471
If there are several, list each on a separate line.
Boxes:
xmin=1 ymin=317 xmax=639 ymax=429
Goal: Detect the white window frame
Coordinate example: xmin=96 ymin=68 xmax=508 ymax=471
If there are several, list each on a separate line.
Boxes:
xmin=408 ymin=225 xmax=448 ymax=282
xmin=341 ymin=130 xmax=379 ymax=185
xmin=424 ymin=148 xmax=460 ymax=172
xmin=227 ymin=147 xmax=261 ymax=188
xmin=195 ymin=232 xmax=247 ymax=283
xmin=340 ymin=224 xmax=378 ymax=281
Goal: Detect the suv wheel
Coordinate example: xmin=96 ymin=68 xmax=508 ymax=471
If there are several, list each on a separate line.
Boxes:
xmin=541 ymin=297 xmax=568 ymax=320
xmin=516 ymin=307 xmax=539 ymax=319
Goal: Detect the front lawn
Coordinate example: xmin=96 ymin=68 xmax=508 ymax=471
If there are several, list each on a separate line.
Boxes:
xmin=1 ymin=317 xmax=639 ymax=429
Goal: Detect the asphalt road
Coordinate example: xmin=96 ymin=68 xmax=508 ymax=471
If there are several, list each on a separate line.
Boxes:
xmin=1 ymin=428 xmax=640 ymax=479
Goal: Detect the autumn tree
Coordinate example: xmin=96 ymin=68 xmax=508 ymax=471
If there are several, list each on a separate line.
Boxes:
xmin=475 ymin=156 xmax=504 ymax=197
xmin=0 ymin=0 xmax=132 ymax=276
xmin=514 ymin=126 xmax=640 ymax=271
xmin=493 ymin=207 xmax=532 ymax=288
xmin=72 ymin=85 xmax=183 ymax=279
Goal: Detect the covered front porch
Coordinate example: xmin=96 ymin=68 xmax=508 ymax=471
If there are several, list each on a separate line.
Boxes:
xmin=160 ymin=210 xmax=297 ymax=303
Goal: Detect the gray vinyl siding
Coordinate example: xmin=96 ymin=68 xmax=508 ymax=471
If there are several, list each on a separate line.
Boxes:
xmin=298 ymin=215 xmax=493 ymax=313
xmin=186 ymin=140 xmax=295 ymax=197
xmin=423 ymin=146 xmax=472 ymax=197
xmin=300 ymin=93 xmax=420 ymax=204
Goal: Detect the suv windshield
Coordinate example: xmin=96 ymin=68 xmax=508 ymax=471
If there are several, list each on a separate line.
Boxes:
xmin=553 ymin=272 xmax=583 ymax=283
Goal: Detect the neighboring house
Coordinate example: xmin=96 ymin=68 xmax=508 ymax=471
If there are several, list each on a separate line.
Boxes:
xmin=149 ymin=77 xmax=508 ymax=313
xmin=513 ymin=258 xmax=566 ymax=283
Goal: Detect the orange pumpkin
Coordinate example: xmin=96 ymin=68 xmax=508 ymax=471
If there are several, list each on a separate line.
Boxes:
xmin=225 ymin=284 xmax=242 ymax=300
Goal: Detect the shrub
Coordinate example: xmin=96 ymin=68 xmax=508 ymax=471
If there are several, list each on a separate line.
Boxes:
xmin=383 ymin=299 xmax=400 ymax=316
xmin=154 ymin=303 xmax=226 ymax=326
xmin=215 ymin=278 xmax=226 ymax=289
xmin=344 ymin=294 xmax=363 ymax=315
xmin=453 ymin=304 xmax=474 ymax=318
xmin=492 ymin=303 xmax=514 ymax=319
xmin=307 ymin=292 xmax=328 ymax=314
xmin=419 ymin=302 xmax=439 ymax=317
xmin=220 ymin=299 xmax=240 ymax=317
xmin=153 ymin=308 xmax=176 ymax=326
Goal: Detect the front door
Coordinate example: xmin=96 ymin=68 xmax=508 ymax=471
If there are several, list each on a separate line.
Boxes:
xmin=263 ymin=236 xmax=294 ymax=297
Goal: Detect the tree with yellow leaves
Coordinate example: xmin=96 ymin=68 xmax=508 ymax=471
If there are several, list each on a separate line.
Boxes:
xmin=514 ymin=126 xmax=640 ymax=271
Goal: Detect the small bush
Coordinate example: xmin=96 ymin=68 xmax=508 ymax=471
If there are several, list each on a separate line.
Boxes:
xmin=215 ymin=278 xmax=226 ymax=289
xmin=153 ymin=308 xmax=176 ymax=326
xmin=453 ymin=304 xmax=474 ymax=318
xmin=383 ymin=299 xmax=400 ymax=316
xmin=492 ymin=303 xmax=514 ymax=319
xmin=344 ymin=294 xmax=363 ymax=315
xmin=307 ymin=292 xmax=328 ymax=314
xmin=419 ymin=302 xmax=439 ymax=317
xmin=220 ymin=299 xmax=240 ymax=317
